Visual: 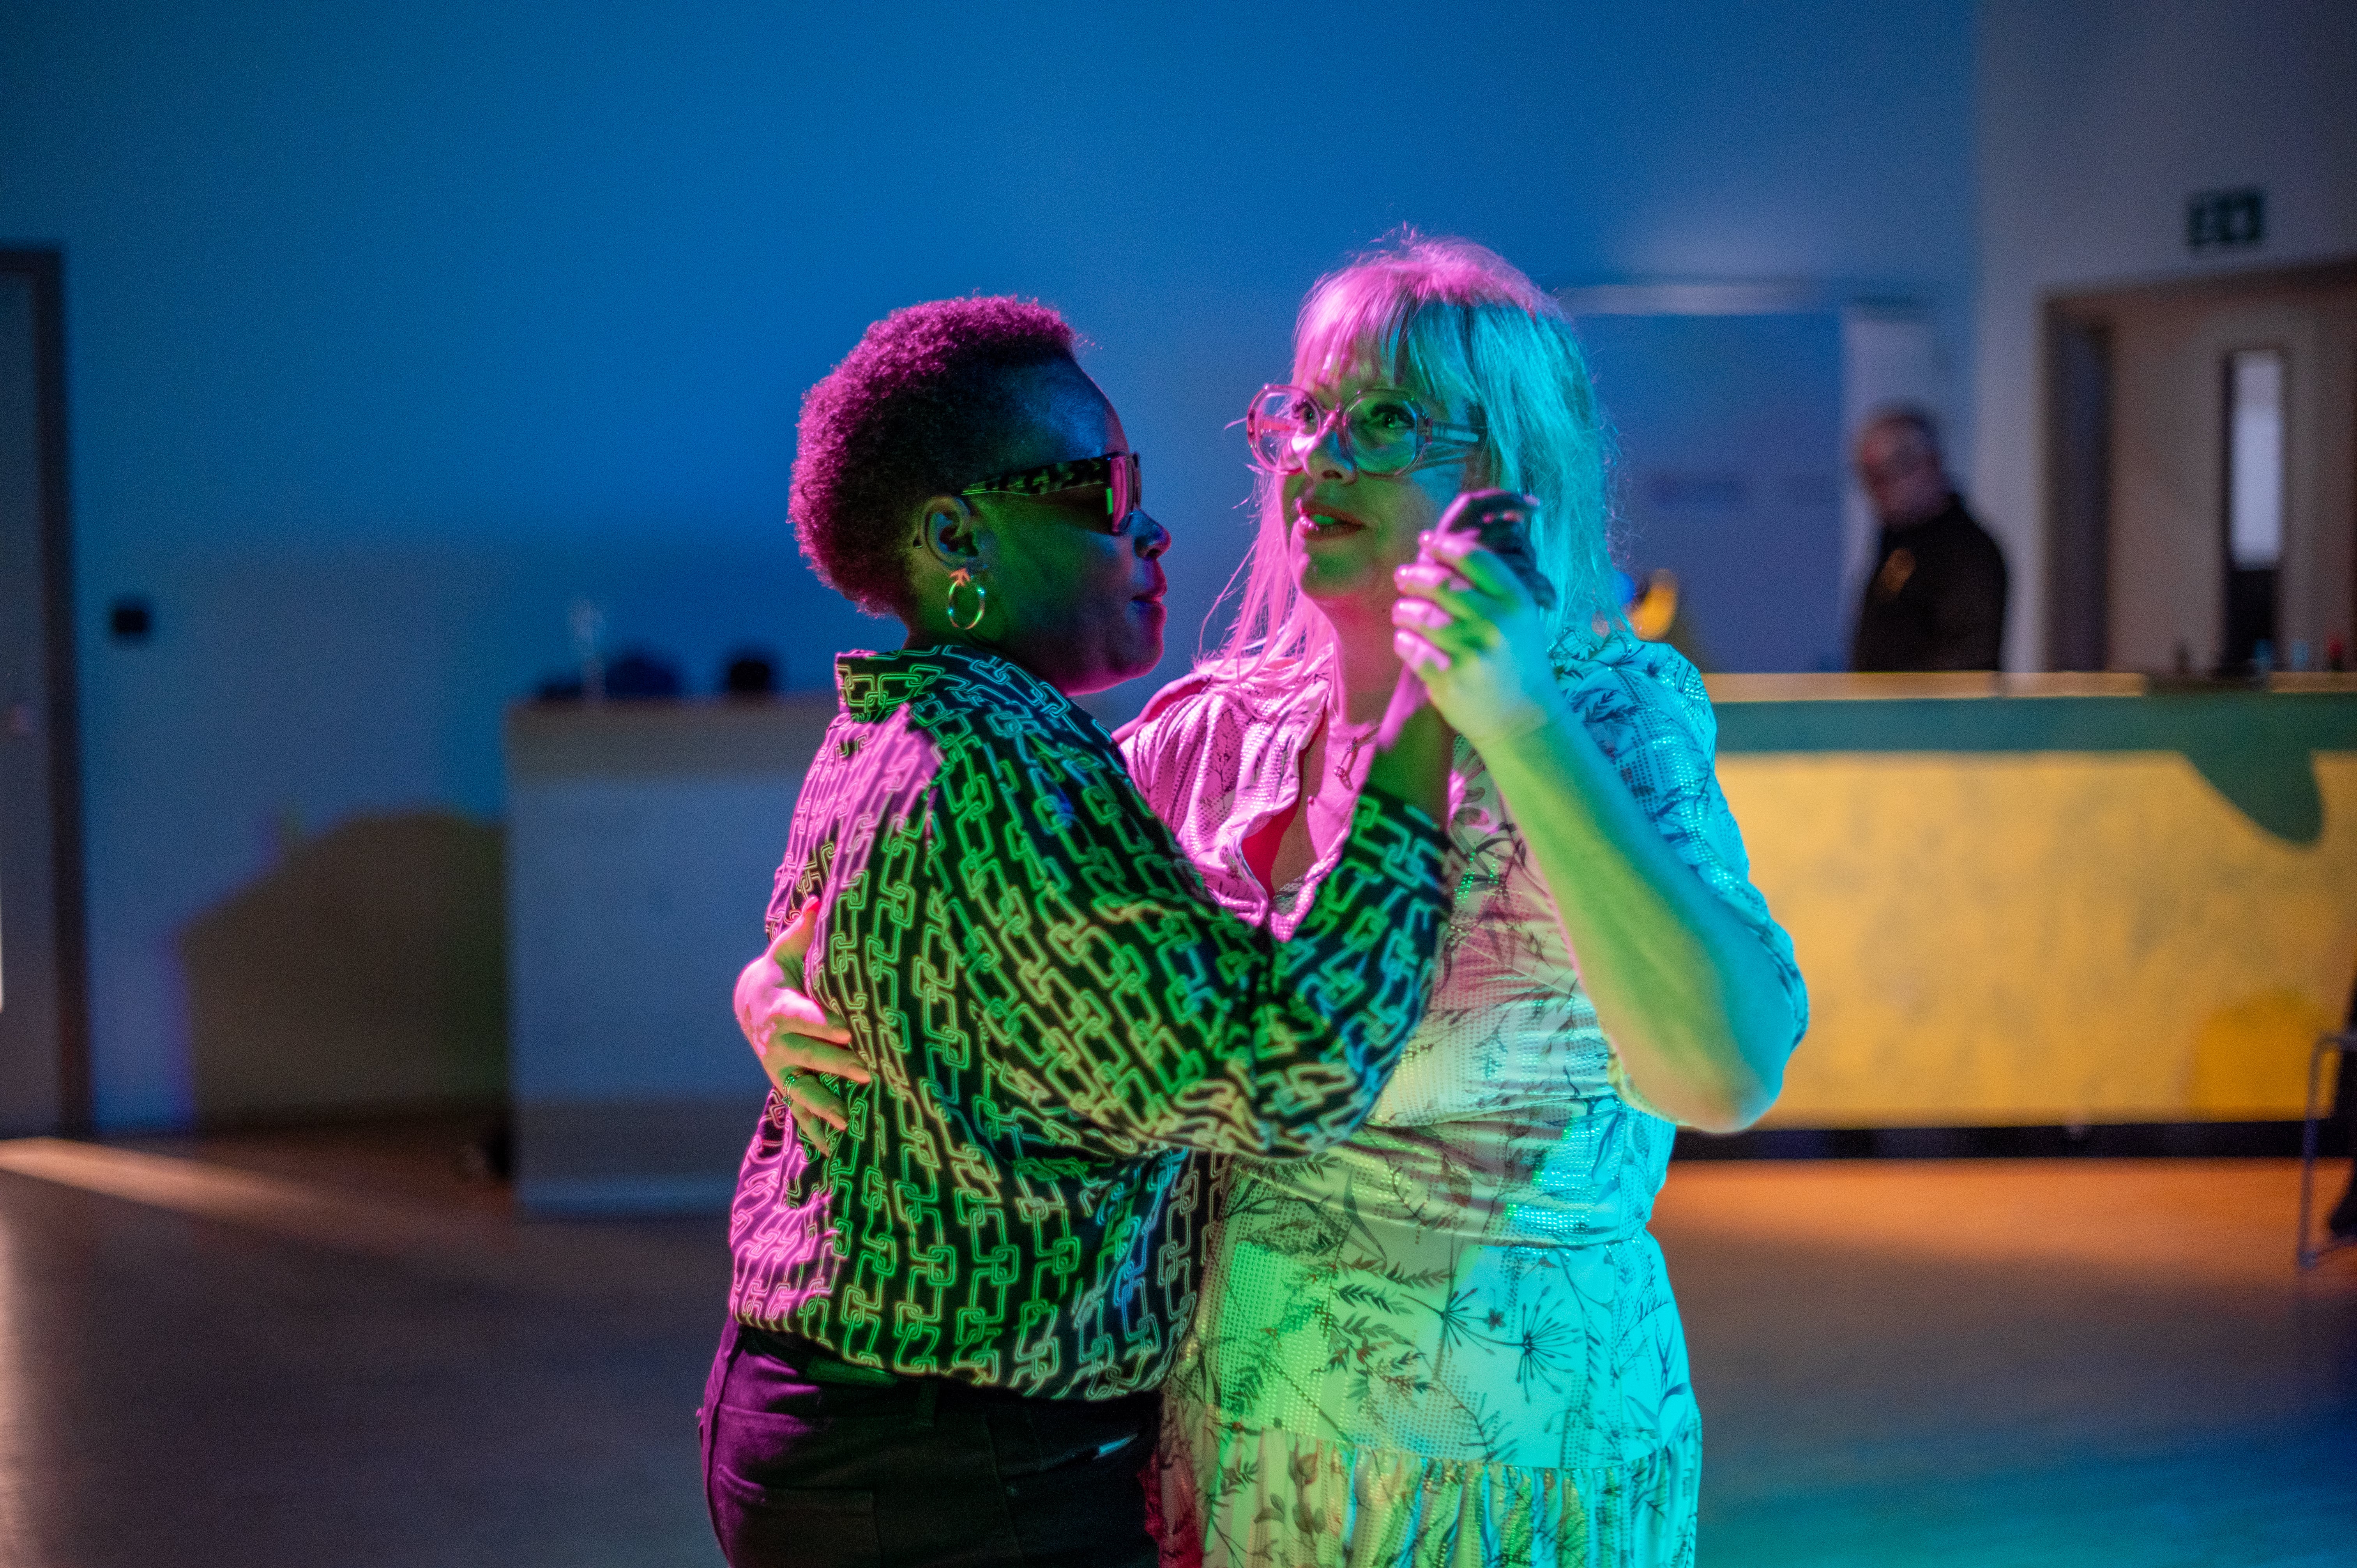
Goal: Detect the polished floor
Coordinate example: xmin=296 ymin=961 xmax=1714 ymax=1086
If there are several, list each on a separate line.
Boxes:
xmin=1653 ymin=1161 xmax=2357 ymax=1566
xmin=0 ymin=1124 xmax=2348 ymax=1566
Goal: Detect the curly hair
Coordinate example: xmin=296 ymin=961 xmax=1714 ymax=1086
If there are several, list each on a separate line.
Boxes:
xmin=790 ymin=297 xmax=1078 ymax=617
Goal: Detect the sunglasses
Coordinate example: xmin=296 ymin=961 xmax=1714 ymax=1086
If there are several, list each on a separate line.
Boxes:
xmin=960 ymin=451 xmax=1144 ymax=535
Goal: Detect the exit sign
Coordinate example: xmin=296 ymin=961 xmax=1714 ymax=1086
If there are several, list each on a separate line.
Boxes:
xmin=2187 ymin=187 xmax=2265 ymax=252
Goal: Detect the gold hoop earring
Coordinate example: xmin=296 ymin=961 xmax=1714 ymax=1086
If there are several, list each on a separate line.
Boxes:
xmin=946 ymin=569 xmax=988 ymax=633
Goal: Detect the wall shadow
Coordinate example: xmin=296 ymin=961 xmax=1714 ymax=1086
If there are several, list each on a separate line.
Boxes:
xmin=178 ymin=811 xmax=505 ymax=1125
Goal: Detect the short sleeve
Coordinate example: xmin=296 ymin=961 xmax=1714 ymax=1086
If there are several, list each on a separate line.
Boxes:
xmin=1555 ymin=637 xmax=1809 ymax=1051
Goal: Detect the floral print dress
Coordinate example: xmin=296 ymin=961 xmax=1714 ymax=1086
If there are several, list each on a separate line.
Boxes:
xmin=1115 ymin=637 xmax=1807 ymax=1568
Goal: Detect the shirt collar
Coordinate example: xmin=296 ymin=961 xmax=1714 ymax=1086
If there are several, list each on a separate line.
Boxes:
xmin=1214 ymin=651 xmax=1342 ymax=736
xmin=833 ymin=644 xmax=1070 ymax=725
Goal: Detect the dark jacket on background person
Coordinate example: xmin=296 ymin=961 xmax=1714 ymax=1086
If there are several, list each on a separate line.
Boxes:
xmin=1851 ymin=496 xmax=2009 ymax=671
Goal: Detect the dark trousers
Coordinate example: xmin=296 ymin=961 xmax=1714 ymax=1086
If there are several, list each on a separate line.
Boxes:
xmin=699 ymin=1319 xmax=1159 ymax=1568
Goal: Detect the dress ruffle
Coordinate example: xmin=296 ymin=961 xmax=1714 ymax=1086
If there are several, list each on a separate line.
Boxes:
xmin=1155 ymin=1399 xmax=1700 ymax=1568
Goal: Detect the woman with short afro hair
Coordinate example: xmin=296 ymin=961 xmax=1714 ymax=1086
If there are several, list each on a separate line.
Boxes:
xmin=703 ymin=295 xmax=1459 ymax=1568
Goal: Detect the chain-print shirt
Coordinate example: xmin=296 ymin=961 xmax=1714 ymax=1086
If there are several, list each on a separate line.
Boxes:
xmin=726 ymin=646 xmax=1453 ymax=1402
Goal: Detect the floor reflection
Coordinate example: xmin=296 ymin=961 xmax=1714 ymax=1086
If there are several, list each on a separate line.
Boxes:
xmin=0 ymin=1128 xmax=2348 ymax=1566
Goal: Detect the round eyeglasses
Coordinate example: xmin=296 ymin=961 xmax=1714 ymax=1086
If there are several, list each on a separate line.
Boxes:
xmin=1245 ymin=385 xmax=1484 ymax=476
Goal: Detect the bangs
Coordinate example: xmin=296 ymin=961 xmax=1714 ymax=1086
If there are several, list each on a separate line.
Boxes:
xmin=1294 ymin=242 xmax=1557 ymax=390
xmin=1293 ymin=273 xmax=1416 ymax=388
xmin=1206 ymin=233 xmax=1620 ymax=680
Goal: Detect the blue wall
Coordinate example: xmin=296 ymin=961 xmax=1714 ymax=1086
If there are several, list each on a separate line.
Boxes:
xmin=1581 ymin=313 xmax=1848 ymax=672
xmin=1 ymin=0 xmax=1975 ymax=1127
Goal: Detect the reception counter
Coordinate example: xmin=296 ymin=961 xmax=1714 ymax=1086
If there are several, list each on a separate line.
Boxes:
xmin=1707 ymin=673 xmax=2357 ymax=1126
xmin=504 ymin=675 xmax=2357 ymax=1210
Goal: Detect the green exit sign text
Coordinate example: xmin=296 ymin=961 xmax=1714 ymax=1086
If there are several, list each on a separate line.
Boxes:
xmin=2187 ymin=188 xmax=2265 ymax=252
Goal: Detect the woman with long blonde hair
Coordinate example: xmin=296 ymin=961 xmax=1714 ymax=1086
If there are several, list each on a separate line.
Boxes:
xmin=1116 ymin=235 xmax=1805 ymax=1566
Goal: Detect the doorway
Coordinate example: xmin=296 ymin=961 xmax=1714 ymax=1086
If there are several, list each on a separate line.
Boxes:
xmin=0 ymin=249 xmax=88 ymax=1136
xmin=2044 ymin=258 xmax=2357 ymax=673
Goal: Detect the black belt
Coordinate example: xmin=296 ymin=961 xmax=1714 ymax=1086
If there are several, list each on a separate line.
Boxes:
xmin=739 ymin=1324 xmax=1158 ymax=1411
xmin=741 ymin=1324 xmax=906 ymax=1387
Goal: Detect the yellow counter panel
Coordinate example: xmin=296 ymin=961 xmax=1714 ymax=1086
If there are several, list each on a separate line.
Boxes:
xmin=1709 ymin=675 xmax=2357 ymax=1126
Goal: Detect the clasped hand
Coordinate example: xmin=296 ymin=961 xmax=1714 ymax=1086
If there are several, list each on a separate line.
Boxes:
xmin=733 ymin=901 xmax=862 ymax=1134
xmin=1389 ymin=528 xmax=1566 ymax=747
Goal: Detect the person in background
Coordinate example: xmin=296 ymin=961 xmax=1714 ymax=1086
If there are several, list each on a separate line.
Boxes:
xmin=1849 ymin=406 xmax=2008 ymax=671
